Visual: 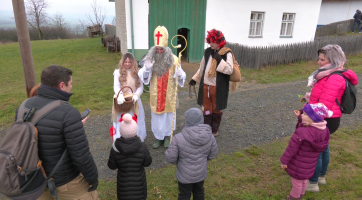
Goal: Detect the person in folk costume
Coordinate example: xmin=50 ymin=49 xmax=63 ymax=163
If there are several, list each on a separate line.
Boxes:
xmin=138 ymin=26 xmax=186 ymax=149
xmin=111 ymin=53 xmax=147 ymax=142
xmin=189 ymin=29 xmax=234 ymax=137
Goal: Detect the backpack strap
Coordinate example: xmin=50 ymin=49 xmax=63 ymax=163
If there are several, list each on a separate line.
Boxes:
xmin=48 ymin=149 xmax=68 ymax=178
xmin=47 ymin=149 xmax=68 ymax=200
xmin=326 ymin=71 xmax=351 ymax=111
xmin=326 ymin=70 xmax=347 ymax=81
xmin=29 ymin=100 xmax=65 ymax=125
xmin=16 ymin=99 xmax=30 ymax=122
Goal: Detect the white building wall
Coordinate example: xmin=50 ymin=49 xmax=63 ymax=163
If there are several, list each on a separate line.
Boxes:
xmin=205 ymin=0 xmax=322 ymax=47
xmin=318 ymin=1 xmax=362 ymax=25
xmin=124 ymin=0 xmax=149 ymax=50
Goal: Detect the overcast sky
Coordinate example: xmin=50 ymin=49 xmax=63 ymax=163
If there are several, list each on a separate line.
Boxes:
xmin=0 ymin=0 xmax=116 ymax=28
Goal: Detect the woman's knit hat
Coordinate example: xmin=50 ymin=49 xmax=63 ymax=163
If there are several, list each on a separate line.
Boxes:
xmin=119 ymin=113 xmax=138 ymax=138
xmin=303 ymin=103 xmax=333 ymax=122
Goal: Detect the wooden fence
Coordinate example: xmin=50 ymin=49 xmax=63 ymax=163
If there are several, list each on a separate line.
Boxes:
xmin=226 ymin=35 xmax=362 ymax=69
xmin=315 ymin=19 xmax=354 ymax=37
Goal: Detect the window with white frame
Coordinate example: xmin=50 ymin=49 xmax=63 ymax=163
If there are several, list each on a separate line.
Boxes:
xmin=280 ymin=13 xmax=295 ymax=37
xmin=249 ymin=12 xmax=264 ymax=37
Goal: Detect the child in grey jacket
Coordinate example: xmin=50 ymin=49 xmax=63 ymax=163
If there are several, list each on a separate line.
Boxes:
xmin=165 ymin=107 xmax=218 ymax=200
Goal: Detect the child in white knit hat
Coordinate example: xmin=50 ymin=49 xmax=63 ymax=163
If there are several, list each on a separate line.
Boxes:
xmin=107 ymin=113 xmax=152 ymax=200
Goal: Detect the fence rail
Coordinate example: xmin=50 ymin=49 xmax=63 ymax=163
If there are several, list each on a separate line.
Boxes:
xmin=226 ymin=35 xmax=362 ymax=69
xmin=315 ymin=20 xmax=354 ymax=37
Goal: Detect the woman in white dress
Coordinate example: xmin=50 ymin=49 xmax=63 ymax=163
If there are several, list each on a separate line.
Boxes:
xmin=111 ymin=53 xmax=147 ymax=142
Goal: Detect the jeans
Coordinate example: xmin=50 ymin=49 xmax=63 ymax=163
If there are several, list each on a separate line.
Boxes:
xmin=178 ymin=181 xmax=204 ymax=200
xmin=309 ymin=145 xmax=330 ymax=183
xmin=352 ymin=21 xmax=361 ymax=32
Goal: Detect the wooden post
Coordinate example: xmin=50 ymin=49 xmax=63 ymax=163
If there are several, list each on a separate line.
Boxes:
xmin=12 ymin=0 xmax=36 ymax=98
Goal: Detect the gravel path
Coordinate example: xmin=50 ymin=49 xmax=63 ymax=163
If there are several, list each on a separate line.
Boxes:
xmin=81 ymin=73 xmax=362 ymax=180
xmin=0 ymin=74 xmax=361 ymax=199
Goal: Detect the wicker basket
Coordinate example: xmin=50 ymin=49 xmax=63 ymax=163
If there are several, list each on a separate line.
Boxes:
xmin=114 ymin=86 xmax=134 ymax=113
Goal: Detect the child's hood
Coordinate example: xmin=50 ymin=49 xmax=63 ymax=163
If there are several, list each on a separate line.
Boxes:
xmin=113 ymin=136 xmax=142 ymax=154
xmin=181 ymin=124 xmax=213 ymax=146
xmin=298 ymin=127 xmax=330 ymax=153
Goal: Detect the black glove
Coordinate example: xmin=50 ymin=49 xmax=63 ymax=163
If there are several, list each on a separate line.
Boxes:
xmin=88 ymin=180 xmax=99 ymax=192
xmin=213 ymin=53 xmax=222 ymax=63
xmin=189 ymin=79 xmax=196 ymax=86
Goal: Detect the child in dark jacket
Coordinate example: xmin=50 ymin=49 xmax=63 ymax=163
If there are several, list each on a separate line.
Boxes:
xmin=107 ymin=113 xmax=152 ymax=200
xmin=280 ymin=103 xmax=332 ymax=200
xmin=165 ymin=108 xmax=218 ymax=200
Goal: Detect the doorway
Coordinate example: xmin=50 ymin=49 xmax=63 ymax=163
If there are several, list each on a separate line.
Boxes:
xmin=177 ymin=28 xmax=189 ymax=62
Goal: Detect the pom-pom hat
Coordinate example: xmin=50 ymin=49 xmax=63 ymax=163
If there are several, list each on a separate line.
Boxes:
xmin=119 ymin=113 xmax=138 ymax=138
xmin=303 ymin=103 xmax=333 ymax=122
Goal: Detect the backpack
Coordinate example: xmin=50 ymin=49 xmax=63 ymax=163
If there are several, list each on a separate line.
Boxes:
xmin=0 ymin=99 xmax=67 ymax=200
xmin=328 ymin=71 xmax=357 ymax=114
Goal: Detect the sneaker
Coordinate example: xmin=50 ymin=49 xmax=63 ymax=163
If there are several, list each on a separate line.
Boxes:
xmin=318 ymin=176 xmax=326 ymax=185
xmin=213 ymin=132 xmax=219 ymax=137
xmin=164 ymin=137 xmax=170 ymax=148
xmin=306 ymin=181 xmax=320 ymax=193
xmin=359 ymin=32 xmax=361 ymax=33
xmin=152 ymin=139 xmax=164 ymax=149
xmin=352 ymin=32 xmax=354 ymax=33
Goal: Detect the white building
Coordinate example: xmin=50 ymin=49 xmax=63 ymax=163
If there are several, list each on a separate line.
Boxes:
xmin=111 ymin=0 xmax=322 ymax=63
xmin=318 ymin=0 xmax=362 ymax=26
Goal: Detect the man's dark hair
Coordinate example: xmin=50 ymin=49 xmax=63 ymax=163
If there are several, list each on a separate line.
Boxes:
xmin=41 ymin=65 xmax=72 ymax=88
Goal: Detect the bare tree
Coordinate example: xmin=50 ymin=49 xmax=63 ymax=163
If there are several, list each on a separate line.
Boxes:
xmin=25 ymin=0 xmax=49 ymax=40
xmin=111 ymin=16 xmax=116 ymax=26
xmin=85 ymin=0 xmax=107 ymax=27
xmin=75 ymin=19 xmax=89 ymax=37
xmin=51 ymin=12 xmax=67 ymax=29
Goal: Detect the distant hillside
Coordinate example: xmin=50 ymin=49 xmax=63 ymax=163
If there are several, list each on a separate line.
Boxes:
xmin=0 ymin=11 xmax=16 ymax=28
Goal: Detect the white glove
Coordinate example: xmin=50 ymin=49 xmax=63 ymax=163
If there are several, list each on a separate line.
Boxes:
xmin=175 ymin=69 xmax=183 ymax=77
xmin=117 ymin=93 xmax=125 ymax=105
xmin=144 ymin=57 xmax=155 ymax=71
xmin=132 ymin=94 xmax=138 ymax=104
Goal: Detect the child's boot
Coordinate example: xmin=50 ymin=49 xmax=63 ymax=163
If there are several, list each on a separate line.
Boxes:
xmin=306 ymin=181 xmax=320 ymax=192
xmin=318 ymin=176 xmax=326 ymax=185
xmin=164 ymin=137 xmax=170 ymax=148
xmin=283 ymin=195 xmax=301 ymax=200
xmin=211 ymin=112 xmax=222 ymax=137
xmin=152 ymin=139 xmax=164 ymax=149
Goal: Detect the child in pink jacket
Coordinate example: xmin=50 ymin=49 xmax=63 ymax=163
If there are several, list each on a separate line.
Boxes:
xmin=281 ymin=103 xmax=332 ymax=200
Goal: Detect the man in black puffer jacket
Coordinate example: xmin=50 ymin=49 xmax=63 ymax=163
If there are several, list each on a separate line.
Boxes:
xmin=19 ymin=65 xmax=99 ymax=199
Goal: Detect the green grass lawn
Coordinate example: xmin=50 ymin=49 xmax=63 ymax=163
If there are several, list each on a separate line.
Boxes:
xmin=2 ymin=37 xmax=362 ymax=125
xmin=2 ymin=37 xmax=362 ymax=126
xmin=0 ymin=38 xmax=122 ymax=126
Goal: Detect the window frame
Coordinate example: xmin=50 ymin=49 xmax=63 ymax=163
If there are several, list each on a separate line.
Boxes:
xmin=249 ymin=12 xmax=265 ymax=38
xmin=280 ymin=13 xmax=295 ymax=38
